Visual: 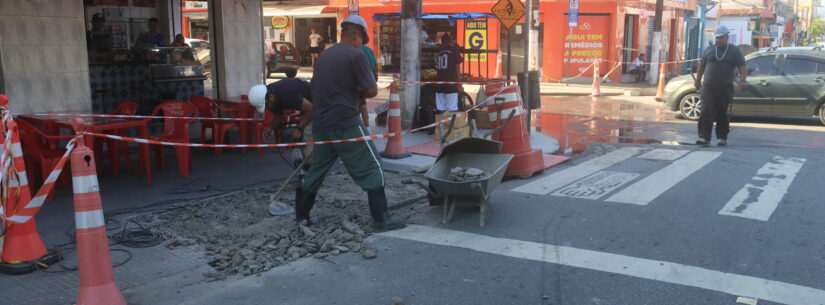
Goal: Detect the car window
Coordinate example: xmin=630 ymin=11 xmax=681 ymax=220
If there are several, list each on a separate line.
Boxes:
xmin=746 ymin=55 xmax=775 ymax=76
xmin=818 ymin=62 xmax=825 ymax=74
xmin=783 ymin=58 xmax=818 ymax=75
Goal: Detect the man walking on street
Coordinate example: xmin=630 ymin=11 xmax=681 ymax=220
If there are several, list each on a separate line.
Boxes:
xmin=296 ymin=15 xmax=405 ymax=232
xmin=693 ymin=25 xmax=747 ymax=147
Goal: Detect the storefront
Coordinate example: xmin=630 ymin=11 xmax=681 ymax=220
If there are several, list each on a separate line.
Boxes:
xmin=262 ymin=3 xmax=339 ymax=67
xmin=84 ymin=0 xmax=209 ymax=114
xmin=330 ymin=0 xmax=504 ymax=80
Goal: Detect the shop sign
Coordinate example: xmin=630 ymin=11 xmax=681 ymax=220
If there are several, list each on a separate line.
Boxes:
xmin=563 ymin=16 xmax=609 ymax=76
xmin=568 ymin=0 xmax=579 ymax=27
xmin=184 ymin=1 xmax=208 ymax=10
xmin=465 ymin=20 xmax=488 ymax=61
xmin=491 ymin=0 xmax=525 ymax=30
xmin=271 ymin=16 xmax=289 ymax=29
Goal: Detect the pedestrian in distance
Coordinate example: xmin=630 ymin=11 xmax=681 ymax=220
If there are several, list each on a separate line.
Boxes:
xmin=434 ymin=33 xmax=464 ymax=112
xmin=308 ymin=28 xmax=324 ymax=66
xmin=630 ymin=53 xmax=647 ymax=82
xmin=693 ymin=25 xmax=747 ymax=147
xmin=296 ymin=15 xmax=405 ymax=232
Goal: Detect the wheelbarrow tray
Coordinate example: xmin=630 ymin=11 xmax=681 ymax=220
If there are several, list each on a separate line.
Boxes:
xmin=424 ymin=152 xmax=513 ymax=197
xmin=424 ymin=152 xmax=513 ymax=226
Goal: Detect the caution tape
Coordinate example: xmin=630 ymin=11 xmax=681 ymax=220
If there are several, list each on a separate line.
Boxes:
xmin=4 ymin=138 xmax=76 ymax=224
xmin=542 ymin=61 xmax=597 ymax=83
xmin=83 ymin=84 xmax=513 ymax=149
xmin=20 ymin=112 xmax=262 ymax=121
xmin=604 ymin=57 xmax=702 ymax=65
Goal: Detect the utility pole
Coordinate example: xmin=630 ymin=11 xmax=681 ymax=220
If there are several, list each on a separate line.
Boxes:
xmin=400 ymin=0 xmax=421 ymax=129
xmin=648 ymin=0 xmax=665 ymax=85
xmin=524 ymin=0 xmax=538 ymax=131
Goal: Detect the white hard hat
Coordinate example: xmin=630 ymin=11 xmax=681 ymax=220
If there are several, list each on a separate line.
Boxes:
xmin=248 ymin=84 xmax=268 ymax=113
xmin=342 ymin=15 xmax=370 ymax=44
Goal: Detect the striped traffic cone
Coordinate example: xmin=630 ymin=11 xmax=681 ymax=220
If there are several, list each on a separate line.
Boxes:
xmin=0 ymin=119 xmax=51 ymax=274
xmin=70 ymin=118 xmax=126 ymax=305
xmin=655 ymin=62 xmax=667 ymax=101
xmin=380 ymin=75 xmax=411 ymax=159
xmin=591 ymin=58 xmax=602 ymax=97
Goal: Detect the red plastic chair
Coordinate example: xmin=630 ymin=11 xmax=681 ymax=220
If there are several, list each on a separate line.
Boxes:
xmin=191 ymin=96 xmax=239 ymax=156
xmin=16 ymin=119 xmax=75 ymax=200
xmin=95 ymin=101 xmax=138 ymax=176
xmin=151 ymin=101 xmax=198 ymax=178
xmin=251 ymin=110 xmax=276 ymax=155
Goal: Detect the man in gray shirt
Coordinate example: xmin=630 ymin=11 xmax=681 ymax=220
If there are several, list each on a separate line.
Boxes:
xmin=296 ymin=15 xmax=405 ymax=232
xmin=693 ymin=25 xmax=747 ymax=147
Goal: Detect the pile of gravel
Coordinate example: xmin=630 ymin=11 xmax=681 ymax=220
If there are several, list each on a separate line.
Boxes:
xmin=448 ymin=167 xmax=488 ymax=182
xmin=142 ymin=171 xmax=428 ymax=280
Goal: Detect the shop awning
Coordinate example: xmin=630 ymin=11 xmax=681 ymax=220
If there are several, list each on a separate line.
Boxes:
xmin=374 ymin=12 xmax=495 ymax=21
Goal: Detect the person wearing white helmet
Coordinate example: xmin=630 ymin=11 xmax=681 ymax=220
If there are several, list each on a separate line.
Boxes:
xmin=247 ymin=78 xmax=313 ymax=167
xmin=693 ymin=25 xmax=747 ymax=147
xmin=295 ymin=15 xmax=405 ymax=232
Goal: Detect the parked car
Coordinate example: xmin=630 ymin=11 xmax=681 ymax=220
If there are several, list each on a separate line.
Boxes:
xmin=663 ymin=46 xmax=825 ymax=125
xmin=266 ymin=41 xmax=300 ymax=78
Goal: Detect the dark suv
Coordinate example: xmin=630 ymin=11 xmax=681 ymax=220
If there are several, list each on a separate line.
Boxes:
xmin=266 ymin=41 xmax=299 ymax=78
xmin=663 ymin=46 xmax=825 ymax=125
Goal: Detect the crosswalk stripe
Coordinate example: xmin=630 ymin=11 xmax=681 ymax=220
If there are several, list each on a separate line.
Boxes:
xmin=718 ymin=156 xmax=806 ymax=221
xmin=378 ymin=225 xmax=825 ymax=305
xmin=511 ymin=147 xmax=643 ymax=195
xmin=606 ymin=151 xmax=723 ymax=205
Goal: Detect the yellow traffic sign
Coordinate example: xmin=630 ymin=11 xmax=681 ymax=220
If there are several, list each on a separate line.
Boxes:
xmin=491 ymin=0 xmax=526 ymax=30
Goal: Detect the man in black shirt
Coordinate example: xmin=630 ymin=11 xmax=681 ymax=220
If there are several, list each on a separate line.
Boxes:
xmin=434 ymin=34 xmax=463 ymax=112
xmin=86 ymin=13 xmax=113 ymax=63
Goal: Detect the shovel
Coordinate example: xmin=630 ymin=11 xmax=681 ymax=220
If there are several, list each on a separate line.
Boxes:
xmin=267 ymin=150 xmax=312 ymax=216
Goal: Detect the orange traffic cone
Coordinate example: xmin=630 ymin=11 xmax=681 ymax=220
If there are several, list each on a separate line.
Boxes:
xmin=0 ymin=118 xmax=54 ymax=274
xmin=380 ymin=75 xmax=411 ymax=159
xmin=655 ymin=62 xmax=667 ymax=101
xmin=591 ymin=58 xmax=602 ymax=97
xmin=485 ymin=82 xmax=544 ymax=178
xmin=70 ymin=118 xmax=126 ymax=305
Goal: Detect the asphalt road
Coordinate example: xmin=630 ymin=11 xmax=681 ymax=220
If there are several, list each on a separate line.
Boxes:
xmin=131 ymin=96 xmax=825 ymax=305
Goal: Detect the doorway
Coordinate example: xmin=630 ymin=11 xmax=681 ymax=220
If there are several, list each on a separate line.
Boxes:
xmin=622 ymin=14 xmax=638 ymax=73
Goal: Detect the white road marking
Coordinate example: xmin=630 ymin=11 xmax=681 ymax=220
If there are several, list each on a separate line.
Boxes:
xmin=379 ymin=225 xmax=825 ymax=305
xmin=718 ymin=156 xmax=806 ymax=221
xmin=552 ymin=171 xmax=639 ymax=200
xmin=606 ymin=151 xmax=722 ymax=205
xmin=637 ymin=148 xmax=689 ymax=161
xmin=511 ymin=147 xmax=643 ymax=195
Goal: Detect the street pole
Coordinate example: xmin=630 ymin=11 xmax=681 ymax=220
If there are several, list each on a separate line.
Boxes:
xmin=400 ymin=0 xmax=421 ymax=129
xmin=348 ymin=0 xmax=359 ymax=15
xmin=507 ymin=28 xmax=512 ymax=82
xmin=524 ymin=0 xmax=538 ymax=132
xmin=649 ymin=0 xmax=664 ymax=85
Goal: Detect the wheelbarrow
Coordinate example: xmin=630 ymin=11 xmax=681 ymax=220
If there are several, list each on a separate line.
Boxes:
xmin=422 ymin=137 xmax=513 ymax=226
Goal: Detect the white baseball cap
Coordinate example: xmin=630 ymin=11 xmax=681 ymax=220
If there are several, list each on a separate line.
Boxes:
xmin=248 ymin=84 xmax=268 ymax=113
xmin=342 ymin=15 xmax=370 ymax=44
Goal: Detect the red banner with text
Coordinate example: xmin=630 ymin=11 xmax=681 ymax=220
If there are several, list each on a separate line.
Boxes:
xmin=563 ymin=15 xmax=609 ymax=77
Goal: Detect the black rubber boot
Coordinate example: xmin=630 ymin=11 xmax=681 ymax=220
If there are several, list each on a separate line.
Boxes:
xmin=295 ymin=189 xmax=319 ymax=225
xmin=367 ymin=188 xmax=405 ymax=232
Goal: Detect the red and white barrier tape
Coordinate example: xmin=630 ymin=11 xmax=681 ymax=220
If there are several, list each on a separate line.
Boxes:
xmin=20 ymin=113 xmax=261 ymax=121
xmin=4 ymin=138 xmax=76 ymax=224
xmin=83 ymin=84 xmax=513 ymax=149
xmin=604 ymin=58 xmax=702 ymax=65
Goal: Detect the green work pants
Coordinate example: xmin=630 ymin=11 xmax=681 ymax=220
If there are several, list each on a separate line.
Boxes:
xmin=302 ymin=125 xmax=385 ymax=193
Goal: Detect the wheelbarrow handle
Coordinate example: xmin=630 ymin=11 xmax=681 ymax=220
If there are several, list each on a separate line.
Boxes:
xmin=439 ymin=113 xmax=458 ymax=146
xmin=482 ymin=109 xmax=516 ymax=139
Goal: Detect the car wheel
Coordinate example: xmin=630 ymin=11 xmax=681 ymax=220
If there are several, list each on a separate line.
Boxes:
xmin=679 ymin=93 xmax=702 ymax=121
xmin=819 ymin=103 xmax=825 ymax=126
xmin=285 ymin=69 xmax=297 ymax=78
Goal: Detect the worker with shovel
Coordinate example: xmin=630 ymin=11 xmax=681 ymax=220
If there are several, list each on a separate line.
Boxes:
xmin=297 ymin=15 xmax=405 ymax=232
xmin=248 ymin=78 xmax=313 ymax=215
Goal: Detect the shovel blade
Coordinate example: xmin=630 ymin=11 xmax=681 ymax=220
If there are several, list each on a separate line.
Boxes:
xmin=268 ymin=201 xmax=295 ymax=216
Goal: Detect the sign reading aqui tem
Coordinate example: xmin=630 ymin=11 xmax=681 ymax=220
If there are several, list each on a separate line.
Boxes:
xmin=568 ymin=0 xmax=579 ymax=27
xmin=271 ymin=16 xmax=289 ymax=29
xmin=491 ymin=0 xmax=525 ymax=30
xmin=563 ymin=16 xmax=609 ymax=76
xmin=465 ymin=20 xmax=488 ymax=61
